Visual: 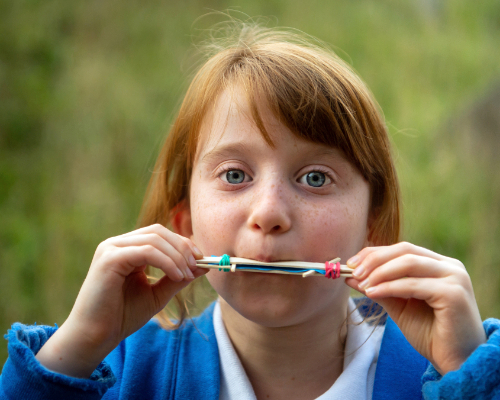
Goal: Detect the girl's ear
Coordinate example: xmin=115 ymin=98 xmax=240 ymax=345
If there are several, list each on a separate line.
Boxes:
xmin=170 ymin=201 xmax=193 ymax=238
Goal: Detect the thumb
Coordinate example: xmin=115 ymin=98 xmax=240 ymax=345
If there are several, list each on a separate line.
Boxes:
xmin=151 ymin=268 xmax=208 ymax=310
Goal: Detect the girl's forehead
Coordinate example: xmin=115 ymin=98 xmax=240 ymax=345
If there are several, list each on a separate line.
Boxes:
xmin=194 ymin=87 xmax=274 ymax=159
xmin=194 ymin=85 xmax=350 ymax=167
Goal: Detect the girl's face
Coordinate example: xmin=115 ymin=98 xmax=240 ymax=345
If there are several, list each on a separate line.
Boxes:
xmin=188 ymin=87 xmax=371 ymax=328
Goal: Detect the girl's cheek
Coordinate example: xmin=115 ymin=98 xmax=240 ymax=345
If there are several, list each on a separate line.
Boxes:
xmin=191 ymin=190 xmax=241 ymax=251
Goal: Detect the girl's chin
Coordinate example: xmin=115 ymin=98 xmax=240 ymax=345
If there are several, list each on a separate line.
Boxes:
xmin=217 ymin=285 xmax=334 ymax=328
xmin=209 ymin=270 xmax=349 ymax=327
xmin=221 ymin=295 xmax=311 ymax=328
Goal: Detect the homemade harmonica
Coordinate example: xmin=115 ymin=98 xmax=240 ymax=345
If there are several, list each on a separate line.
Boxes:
xmin=195 ymin=256 xmax=352 ymax=278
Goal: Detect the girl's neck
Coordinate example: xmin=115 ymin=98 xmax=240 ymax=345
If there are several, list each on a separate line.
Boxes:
xmin=219 ymin=297 xmax=349 ymax=400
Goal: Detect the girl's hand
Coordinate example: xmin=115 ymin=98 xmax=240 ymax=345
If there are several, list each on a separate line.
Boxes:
xmin=345 ymin=242 xmax=486 ymax=375
xmin=36 ymin=224 xmax=207 ymax=378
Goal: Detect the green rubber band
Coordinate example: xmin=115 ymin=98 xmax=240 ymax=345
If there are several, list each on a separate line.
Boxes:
xmin=219 ymin=254 xmax=231 ymax=272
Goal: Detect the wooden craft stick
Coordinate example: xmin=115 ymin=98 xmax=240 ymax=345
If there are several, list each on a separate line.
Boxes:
xmin=194 ymin=256 xmax=352 ymax=278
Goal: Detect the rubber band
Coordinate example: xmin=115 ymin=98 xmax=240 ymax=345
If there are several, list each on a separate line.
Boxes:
xmin=219 ymin=254 xmax=231 ymax=272
xmin=324 ymin=261 xmax=341 ymax=279
xmin=325 ymin=261 xmax=332 ymax=278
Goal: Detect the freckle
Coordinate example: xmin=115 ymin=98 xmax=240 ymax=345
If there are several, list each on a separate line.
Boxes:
xmin=291 ymin=377 xmax=295 ymax=381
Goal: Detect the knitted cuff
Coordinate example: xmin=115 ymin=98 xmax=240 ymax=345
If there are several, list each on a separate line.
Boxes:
xmin=2 ymin=323 xmax=116 ymax=400
xmin=421 ymin=318 xmax=500 ymax=400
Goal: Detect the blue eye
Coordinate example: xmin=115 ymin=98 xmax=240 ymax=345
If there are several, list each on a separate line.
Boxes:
xmin=299 ymin=171 xmax=330 ymax=187
xmin=306 ymin=172 xmax=325 ymax=187
xmin=225 ymin=170 xmax=245 ymax=184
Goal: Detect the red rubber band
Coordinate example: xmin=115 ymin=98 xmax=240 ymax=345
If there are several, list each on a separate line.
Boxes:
xmin=325 ymin=261 xmax=333 ymax=278
xmin=324 ymin=261 xmax=341 ymax=279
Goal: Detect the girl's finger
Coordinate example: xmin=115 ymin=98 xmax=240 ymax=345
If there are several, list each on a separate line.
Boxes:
xmin=114 ymin=223 xmax=168 ymax=238
xmin=356 ymin=255 xmax=457 ymax=290
xmin=107 ymin=233 xmax=195 ymax=279
xmin=123 ymin=225 xmax=202 ymax=257
xmin=362 ymin=277 xmax=467 ymax=305
xmin=179 ymin=235 xmax=204 ymax=259
xmin=113 ymin=224 xmax=203 ymax=270
xmin=116 ymin=224 xmax=196 ymax=253
xmin=348 ymin=242 xmax=448 ymax=280
xmin=101 ymin=245 xmax=187 ymax=282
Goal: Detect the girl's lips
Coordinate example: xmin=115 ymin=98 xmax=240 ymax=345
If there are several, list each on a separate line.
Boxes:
xmin=231 ymin=270 xmax=298 ymax=279
xmin=242 ymin=255 xmax=292 ymax=263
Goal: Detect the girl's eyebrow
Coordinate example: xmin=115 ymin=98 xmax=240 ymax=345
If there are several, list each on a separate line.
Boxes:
xmin=200 ymin=142 xmax=345 ymax=165
xmin=201 ymin=143 xmax=252 ymax=164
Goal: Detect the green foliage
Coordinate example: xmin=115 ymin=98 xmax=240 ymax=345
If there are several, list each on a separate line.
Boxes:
xmin=1 ymin=0 xmax=500 ymax=364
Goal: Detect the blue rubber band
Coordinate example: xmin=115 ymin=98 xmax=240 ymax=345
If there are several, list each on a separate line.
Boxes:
xmin=235 ymin=265 xmax=325 ymax=275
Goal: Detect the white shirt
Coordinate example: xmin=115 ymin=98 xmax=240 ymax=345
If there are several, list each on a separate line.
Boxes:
xmin=214 ymin=298 xmax=385 ymax=400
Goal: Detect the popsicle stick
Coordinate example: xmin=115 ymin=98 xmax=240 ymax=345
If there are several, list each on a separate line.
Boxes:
xmin=194 ymin=256 xmax=352 ymax=278
xmin=195 ymin=256 xmax=350 ymax=272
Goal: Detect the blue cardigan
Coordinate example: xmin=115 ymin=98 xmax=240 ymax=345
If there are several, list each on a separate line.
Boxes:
xmin=2 ymin=302 xmax=500 ymax=399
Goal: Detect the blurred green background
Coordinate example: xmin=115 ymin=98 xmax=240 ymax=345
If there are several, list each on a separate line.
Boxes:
xmin=1 ymin=0 xmax=500 ymax=364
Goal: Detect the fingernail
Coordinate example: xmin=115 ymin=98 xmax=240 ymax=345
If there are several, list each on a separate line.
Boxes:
xmin=193 ymin=246 xmax=203 ymax=257
xmin=365 ymin=287 xmax=376 ymax=295
xmin=347 ymin=256 xmax=359 ymax=268
xmin=352 ymin=265 xmax=365 ymax=279
xmin=186 ymin=268 xmax=195 ymax=279
xmin=358 ymin=278 xmax=370 ymax=289
xmin=175 ymin=269 xmax=184 ymax=281
xmin=188 ymin=254 xmax=196 ymax=268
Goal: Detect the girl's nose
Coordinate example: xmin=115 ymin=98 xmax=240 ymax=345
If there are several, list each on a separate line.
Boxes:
xmin=246 ymin=185 xmax=292 ymax=234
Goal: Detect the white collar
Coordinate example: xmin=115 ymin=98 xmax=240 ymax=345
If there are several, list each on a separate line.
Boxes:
xmin=214 ymin=297 xmax=385 ymax=400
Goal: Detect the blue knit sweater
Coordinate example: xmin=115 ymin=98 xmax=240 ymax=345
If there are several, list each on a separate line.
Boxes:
xmin=2 ymin=302 xmax=500 ymax=399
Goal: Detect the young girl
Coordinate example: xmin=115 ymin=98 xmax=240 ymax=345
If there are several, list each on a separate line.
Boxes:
xmin=2 ymin=23 xmax=500 ymax=400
